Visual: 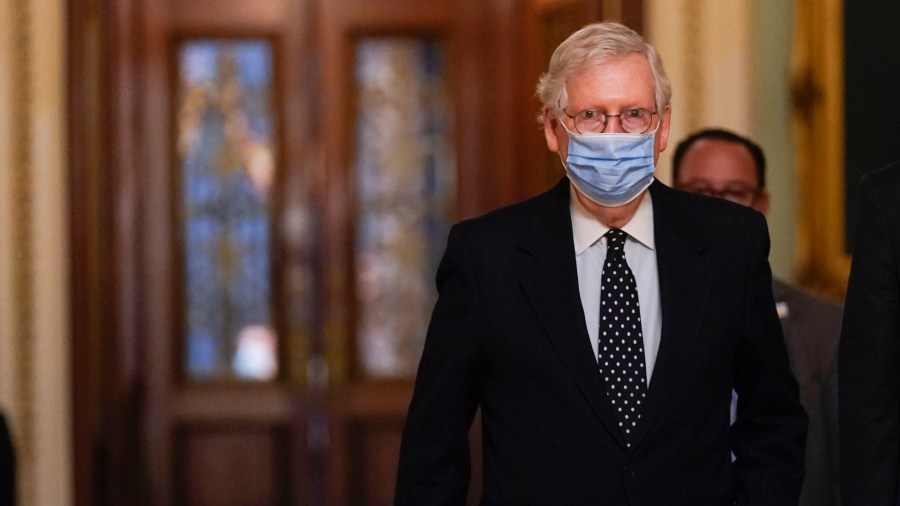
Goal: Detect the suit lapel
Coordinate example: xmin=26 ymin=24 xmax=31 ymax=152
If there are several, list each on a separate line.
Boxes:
xmin=516 ymin=179 xmax=629 ymax=447
xmin=629 ymin=181 xmax=714 ymax=448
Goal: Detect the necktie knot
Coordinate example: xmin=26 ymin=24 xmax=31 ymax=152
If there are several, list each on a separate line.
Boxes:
xmin=606 ymin=228 xmax=627 ymax=252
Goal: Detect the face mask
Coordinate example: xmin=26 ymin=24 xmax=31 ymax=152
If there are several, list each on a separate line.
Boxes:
xmin=561 ymin=125 xmax=657 ymax=207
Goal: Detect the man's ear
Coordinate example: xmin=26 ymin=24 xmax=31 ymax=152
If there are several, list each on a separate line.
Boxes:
xmin=657 ymin=105 xmax=672 ymax=152
xmin=753 ymin=190 xmax=771 ymax=216
xmin=543 ymin=108 xmax=560 ymax=153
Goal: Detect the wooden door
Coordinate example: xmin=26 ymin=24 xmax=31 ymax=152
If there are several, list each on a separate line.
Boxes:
xmin=68 ymin=1 xmax=641 ymax=504
xmin=138 ymin=0 xmax=315 ymax=503
xmin=315 ymin=2 xmax=480 ymax=503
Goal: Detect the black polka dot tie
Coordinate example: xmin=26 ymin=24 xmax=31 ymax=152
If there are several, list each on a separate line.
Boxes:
xmin=598 ymin=228 xmax=647 ymax=446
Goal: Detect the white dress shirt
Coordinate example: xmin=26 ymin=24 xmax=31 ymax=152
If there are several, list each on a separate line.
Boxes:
xmin=570 ymin=187 xmax=662 ymax=384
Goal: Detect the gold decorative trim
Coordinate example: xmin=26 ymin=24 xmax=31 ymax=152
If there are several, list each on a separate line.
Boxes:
xmin=791 ymin=0 xmax=849 ymax=300
xmin=683 ymin=0 xmax=704 ymax=132
xmin=11 ymin=0 xmax=35 ymax=502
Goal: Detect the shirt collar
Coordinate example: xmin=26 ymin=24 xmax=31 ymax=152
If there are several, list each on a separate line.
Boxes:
xmin=570 ymin=185 xmax=656 ymax=255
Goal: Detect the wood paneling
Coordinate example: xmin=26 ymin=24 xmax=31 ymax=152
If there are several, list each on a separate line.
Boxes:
xmin=326 ymin=384 xmax=409 ymax=504
xmin=347 ymin=421 xmax=403 ymax=505
xmin=68 ymin=1 xmax=641 ymax=504
xmin=176 ymin=426 xmax=290 ymax=506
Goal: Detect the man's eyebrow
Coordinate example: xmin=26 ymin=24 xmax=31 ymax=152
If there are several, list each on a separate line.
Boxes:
xmin=575 ymin=103 xmax=650 ymax=111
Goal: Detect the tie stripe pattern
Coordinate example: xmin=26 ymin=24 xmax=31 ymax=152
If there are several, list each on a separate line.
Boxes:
xmin=598 ymin=228 xmax=647 ymax=446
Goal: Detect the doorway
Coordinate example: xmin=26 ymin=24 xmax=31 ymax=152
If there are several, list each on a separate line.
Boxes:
xmin=68 ymin=1 xmax=641 ymax=503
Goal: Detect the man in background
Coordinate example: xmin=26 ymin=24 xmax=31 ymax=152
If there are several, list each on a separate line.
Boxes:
xmin=673 ymin=127 xmax=842 ymax=506
xmin=839 ymin=162 xmax=900 ymax=506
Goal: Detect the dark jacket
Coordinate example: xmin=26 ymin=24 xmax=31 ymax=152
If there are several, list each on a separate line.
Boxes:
xmin=840 ymin=163 xmax=900 ymax=506
xmin=774 ymin=279 xmax=842 ymax=506
xmin=0 ymin=412 xmax=15 ymax=506
xmin=397 ymin=178 xmax=807 ymax=505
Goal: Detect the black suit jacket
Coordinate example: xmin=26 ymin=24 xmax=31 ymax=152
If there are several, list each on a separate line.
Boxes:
xmin=774 ymin=279 xmax=842 ymax=506
xmin=840 ymin=163 xmax=900 ymax=506
xmin=396 ymin=179 xmax=807 ymax=505
xmin=0 ymin=412 xmax=15 ymax=506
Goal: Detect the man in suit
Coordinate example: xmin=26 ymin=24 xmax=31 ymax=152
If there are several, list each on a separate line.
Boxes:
xmin=839 ymin=162 xmax=900 ymax=505
xmin=672 ymin=128 xmax=842 ymax=506
xmin=395 ymin=22 xmax=806 ymax=505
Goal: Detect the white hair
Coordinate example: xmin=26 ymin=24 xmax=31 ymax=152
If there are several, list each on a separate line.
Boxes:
xmin=535 ymin=22 xmax=672 ymax=121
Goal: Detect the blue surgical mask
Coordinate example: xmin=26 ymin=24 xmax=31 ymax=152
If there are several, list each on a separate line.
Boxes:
xmin=562 ymin=126 xmax=657 ymax=207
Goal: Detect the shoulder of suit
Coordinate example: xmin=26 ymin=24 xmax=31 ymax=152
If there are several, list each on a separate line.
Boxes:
xmin=865 ymin=160 xmax=900 ymax=186
xmin=654 ymin=181 xmax=767 ymax=239
xmin=454 ymin=178 xmax=568 ymax=233
xmin=774 ymin=277 xmax=843 ymax=314
xmin=857 ymin=162 xmax=900 ymax=228
xmin=859 ymin=161 xmax=900 ymax=204
xmin=656 ymin=181 xmax=761 ymax=218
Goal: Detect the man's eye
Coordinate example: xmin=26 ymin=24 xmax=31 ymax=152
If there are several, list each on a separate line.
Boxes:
xmin=581 ymin=110 xmax=597 ymax=120
xmin=726 ymin=187 xmax=754 ymax=198
xmin=625 ymin=109 xmax=642 ymax=118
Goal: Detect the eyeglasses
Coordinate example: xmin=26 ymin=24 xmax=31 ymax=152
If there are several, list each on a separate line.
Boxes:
xmin=561 ymin=107 xmax=658 ymax=134
xmin=680 ymin=184 xmax=761 ymax=206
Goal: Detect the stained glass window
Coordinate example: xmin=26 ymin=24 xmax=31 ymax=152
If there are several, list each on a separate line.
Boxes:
xmin=177 ymin=39 xmax=278 ymax=381
xmin=353 ymin=38 xmax=455 ymax=378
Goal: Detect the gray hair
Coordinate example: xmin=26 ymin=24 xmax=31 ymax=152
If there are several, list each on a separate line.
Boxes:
xmin=536 ymin=22 xmax=672 ymax=121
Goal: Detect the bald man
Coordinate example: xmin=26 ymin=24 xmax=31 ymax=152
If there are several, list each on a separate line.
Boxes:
xmin=673 ymin=128 xmax=842 ymax=506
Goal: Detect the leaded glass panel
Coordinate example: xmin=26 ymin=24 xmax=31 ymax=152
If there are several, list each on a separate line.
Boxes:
xmin=177 ymin=39 xmax=278 ymax=381
xmin=353 ymin=37 xmax=455 ymax=378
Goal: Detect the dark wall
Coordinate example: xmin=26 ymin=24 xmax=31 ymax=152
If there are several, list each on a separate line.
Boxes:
xmin=844 ymin=3 xmax=900 ymax=251
xmin=0 ymin=412 xmax=15 ymax=506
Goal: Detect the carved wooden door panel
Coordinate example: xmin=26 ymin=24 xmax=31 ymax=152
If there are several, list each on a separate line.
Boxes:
xmin=136 ymin=0 xmax=484 ymax=503
xmin=137 ymin=0 xmax=316 ymax=503
xmin=69 ymin=0 xmax=641 ymax=504
xmin=316 ymin=1 xmax=477 ymax=503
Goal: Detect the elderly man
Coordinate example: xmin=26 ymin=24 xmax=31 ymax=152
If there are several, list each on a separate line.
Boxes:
xmin=673 ymin=128 xmax=842 ymax=506
xmin=395 ymin=22 xmax=806 ymax=505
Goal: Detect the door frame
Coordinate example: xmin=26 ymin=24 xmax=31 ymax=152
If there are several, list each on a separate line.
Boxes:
xmin=68 ymin=1 xmax=642 ymax=504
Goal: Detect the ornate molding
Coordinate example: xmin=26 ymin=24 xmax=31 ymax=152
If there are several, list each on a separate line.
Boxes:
xmin=791 ymin=0 xmax=848 ymax=300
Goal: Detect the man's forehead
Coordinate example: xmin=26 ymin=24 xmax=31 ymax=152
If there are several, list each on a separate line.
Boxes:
xmin=572 ymin=55 xmax=651 ymax=76
xmin=680 ymin=174 xmax=755 ymax=187
xmin=566 ymin=55 xmax=655 ymax=93
xmin=686 ymin=140 xmax=756 ymax=168
xmin=679 ymin=141 xmax=759 ymax=184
